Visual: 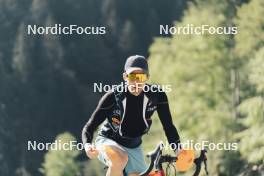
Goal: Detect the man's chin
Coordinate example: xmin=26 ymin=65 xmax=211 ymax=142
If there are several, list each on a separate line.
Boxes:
xmin=131 ymin=89 xmax=143 ymax=95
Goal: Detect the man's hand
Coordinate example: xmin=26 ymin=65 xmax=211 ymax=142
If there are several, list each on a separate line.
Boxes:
xmin=85 ymin=143 xmax=99 ymax=159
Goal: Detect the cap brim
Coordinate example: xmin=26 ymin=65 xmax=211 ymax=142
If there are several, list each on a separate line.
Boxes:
xmin=125 ymin=67 xmax=147 ymax=74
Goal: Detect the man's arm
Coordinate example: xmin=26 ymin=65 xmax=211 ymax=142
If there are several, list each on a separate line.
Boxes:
xmin=156 ymin=91 xmax=181 ymax=149
xmin=82 ymin=91 xmax=115 ymax=145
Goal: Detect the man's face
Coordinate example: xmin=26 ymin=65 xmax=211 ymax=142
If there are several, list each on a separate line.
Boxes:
xmin=123 ymin=69 xmax=149 ymax=95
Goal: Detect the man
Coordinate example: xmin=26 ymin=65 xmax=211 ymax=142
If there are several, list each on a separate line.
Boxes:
xmin=82 ymin=55 xmax=181 ymax=176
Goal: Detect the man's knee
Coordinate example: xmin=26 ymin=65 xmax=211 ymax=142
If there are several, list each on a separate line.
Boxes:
xmin=105 ymin=145 xmax=128 ymax=168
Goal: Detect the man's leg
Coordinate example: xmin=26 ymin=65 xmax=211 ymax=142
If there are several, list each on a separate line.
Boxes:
xmin=128 ymin=173 xmax=139 ymax=176
xmin=123 ymin=145 xmax=148 ymax=176
xmin=105 ymin=145 xmax=128 ymax=176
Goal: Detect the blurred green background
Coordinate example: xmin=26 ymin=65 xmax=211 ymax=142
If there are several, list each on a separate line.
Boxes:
xmin=0 ymin=0 xmax=263 ymax=175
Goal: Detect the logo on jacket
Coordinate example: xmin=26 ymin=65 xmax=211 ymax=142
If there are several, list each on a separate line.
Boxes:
xmin=112 ymin=117 xmax=121 ymax=125
xmin=147 ymin=106 xmax=157 ymax=112
xmin=113 ymin=109 xmax=121 ymax=115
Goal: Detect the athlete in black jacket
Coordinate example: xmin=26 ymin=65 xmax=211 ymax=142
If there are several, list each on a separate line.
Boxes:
xmin=82 ymin=55 xmax=181 ymax=176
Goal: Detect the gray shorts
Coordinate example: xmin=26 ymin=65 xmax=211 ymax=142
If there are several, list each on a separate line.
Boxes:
xmin=94 ymin=135 xmax=148 ymax=175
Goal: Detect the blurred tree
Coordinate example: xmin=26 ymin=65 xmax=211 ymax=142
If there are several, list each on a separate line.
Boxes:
xmin=147 ymin=0 xmax=251 ymax=175
xmin=234 ymin=0 xmax=264 ymax=59
xmin=148 ymin=0 xmax=264 ymax=175
xmin=40 ymin=132 xmax=81 ymax=176
xmin=149 ymin=0 xmax=233 ymax=140
xmin=118 ymin=20 xmax=139 ymax=55
xmin=83 ymin=159 xmax=106 ymax=176
xmin=0 ymin=104 xmax=12 ymax=176
xmin=234 ymin=1 xmax=264 ymax=174
xmin=236 ymin=47 xmax=264 ymax=176
xmin=7 ymin=1 xmax=84 ymax=175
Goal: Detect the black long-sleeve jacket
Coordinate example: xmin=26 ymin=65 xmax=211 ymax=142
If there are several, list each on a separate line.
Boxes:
xmin=82 ymin=84 xmax=180 ymax=148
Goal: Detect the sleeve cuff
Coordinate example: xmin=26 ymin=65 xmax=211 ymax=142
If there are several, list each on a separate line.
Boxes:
xmin=84 ymin=143 xmax=92 ymax=152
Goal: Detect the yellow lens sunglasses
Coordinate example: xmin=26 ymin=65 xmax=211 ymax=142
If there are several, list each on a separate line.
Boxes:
xmin=127 ymin=73 xmax=148 ymax=82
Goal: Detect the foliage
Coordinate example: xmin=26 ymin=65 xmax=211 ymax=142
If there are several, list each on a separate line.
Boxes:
xmin=234 ymin=0 xmax=264 ymax=59
xmin=40 ymin=132 xmax=81 ymax=176
xmin=236 ymin=48 xmax=264 ymax=166
xmin=148 ymin=0 xmax=264 ymax=175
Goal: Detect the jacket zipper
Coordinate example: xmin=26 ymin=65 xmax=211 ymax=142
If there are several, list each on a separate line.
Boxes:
xmin=142 ymin=95 xmax=149 ymax=129
xmin=119 ymin=98 xmax=126 ymax=136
